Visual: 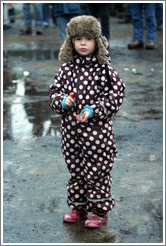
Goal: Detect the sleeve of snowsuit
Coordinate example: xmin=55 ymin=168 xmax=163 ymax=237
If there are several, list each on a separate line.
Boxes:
xmin=49 ymin=65 xmax=69 ymax=115
xmin=91 ymin=64 xmax=125 ymax=120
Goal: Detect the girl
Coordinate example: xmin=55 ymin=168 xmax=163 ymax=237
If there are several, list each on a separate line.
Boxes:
xmin=49 ymin=15 xmax=125 ymax=228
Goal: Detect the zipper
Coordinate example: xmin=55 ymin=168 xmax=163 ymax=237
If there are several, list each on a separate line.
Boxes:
xmin=75 ymin=61 xmax=82 ymax=109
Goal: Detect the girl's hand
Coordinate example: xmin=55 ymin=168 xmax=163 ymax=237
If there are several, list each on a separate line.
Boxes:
xmin=75 ymin=111 xmax=90 ymax=122
xmin=65 ymin=92 xmax=76 ymax=107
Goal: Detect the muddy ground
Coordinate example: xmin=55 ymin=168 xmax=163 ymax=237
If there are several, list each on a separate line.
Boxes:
xmin=3 ymin=7 xmax=164 ymax=244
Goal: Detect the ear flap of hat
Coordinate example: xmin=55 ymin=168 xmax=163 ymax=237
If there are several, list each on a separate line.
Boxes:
xmin=96 ymin=36 xmax=109 ymax=64
xmin=58 ymin=34 xmax=74 ymax=63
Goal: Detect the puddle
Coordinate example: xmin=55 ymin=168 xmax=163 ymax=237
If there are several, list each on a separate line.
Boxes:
xmin=4 ymin=49 xmax=59 ymax=61
xmin=3 ymin=65 xmax=61 ymax=141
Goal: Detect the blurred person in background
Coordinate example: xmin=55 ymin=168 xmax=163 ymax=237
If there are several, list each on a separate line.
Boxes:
xmin=42 ymin=3 xmax=50 ymax=28
xmin=19 ymin=3 xmax=43 ymax=35
xmin=6 ymin=3 xmax=16 ymax=23
xmin=117 ymin=3 xmax=132 ymax=24
xmin=128 ymin=3 xmax=157 ymax=49
xmin=3 ymin=3 xmax=11 ymax=30
xmin=53 ymin=3 xmax=82 ymax=43
xmin=155 ymin=3 xmax=163 ymax=30
xmin=88 ymin=3 xmax=110 ymax=40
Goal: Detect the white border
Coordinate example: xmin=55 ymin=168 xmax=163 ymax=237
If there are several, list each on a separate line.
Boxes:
xmin=1 ymin=1 xmax=165 ymax=246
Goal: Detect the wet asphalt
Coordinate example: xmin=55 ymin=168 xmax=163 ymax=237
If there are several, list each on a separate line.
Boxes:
xmin=3 ymin=11 xmax=164 ymax=244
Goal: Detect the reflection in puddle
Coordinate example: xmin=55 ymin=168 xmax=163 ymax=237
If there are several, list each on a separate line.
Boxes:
xmin=4 ymin=49 xmax=59 ymax=61
xmin=63 ymin=221 xmax=116 ymax=243
xmin=3 ymin=66 xmax=61 ymax=141
xmin=10 ymin=97 xmax=33 ymax=140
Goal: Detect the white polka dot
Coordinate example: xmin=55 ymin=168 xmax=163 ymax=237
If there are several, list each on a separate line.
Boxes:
xmin=89 ymin=136 xmax=94 ymax=141
xmin=83 ymin=80 xmax=88 ymax=85
xmin=86 ymin=142 xmax=90 ymax=146
xmin=92 ymin=167 xmax=97 ymax=172
xmin=90 ymin=90 xmax=94 ymax=95
xmin=89 ymin=171 xmax=94 ymax=176
xmin=92 ymin=145 xmax=96 ymax=150
xmin=83 ymin=132 xmax=88 ymax=137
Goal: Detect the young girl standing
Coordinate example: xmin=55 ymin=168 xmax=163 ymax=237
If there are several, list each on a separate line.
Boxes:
xmin=49 ymin=15 xmax=125 ymax=228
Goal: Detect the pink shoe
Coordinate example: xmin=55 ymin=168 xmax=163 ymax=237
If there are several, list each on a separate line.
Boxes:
xmin=85 ymin=214 xmax=108 ymax=228
xmin=63 ymin=209 xmax=88 ymax=223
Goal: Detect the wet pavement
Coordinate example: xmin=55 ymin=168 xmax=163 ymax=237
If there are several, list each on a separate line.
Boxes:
xmin=3 ymin=11 xmax=164 ymax=244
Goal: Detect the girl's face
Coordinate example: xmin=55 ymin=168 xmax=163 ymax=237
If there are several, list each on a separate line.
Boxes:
xmin=73 ymin=36 xmax=96 ymax=56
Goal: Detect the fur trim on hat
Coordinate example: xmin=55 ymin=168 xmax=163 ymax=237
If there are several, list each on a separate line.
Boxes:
xmin=58 ymin=15 xmax=109 ymax=64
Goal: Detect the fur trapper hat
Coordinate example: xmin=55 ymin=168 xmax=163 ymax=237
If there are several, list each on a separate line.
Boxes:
xmin=58 ymin=15 xmax=109 ymax=64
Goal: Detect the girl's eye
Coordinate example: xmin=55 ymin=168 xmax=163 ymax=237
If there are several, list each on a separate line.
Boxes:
xmin=75 ymin=37 xmax=81 ymax=41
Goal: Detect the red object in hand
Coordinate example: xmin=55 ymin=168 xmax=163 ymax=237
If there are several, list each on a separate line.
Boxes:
xmin=71 ymin=92 xmax=76 ymax=99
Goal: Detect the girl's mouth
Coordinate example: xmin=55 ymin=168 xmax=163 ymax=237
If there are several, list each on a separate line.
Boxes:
xmin=80 ymin=48 xmax=87 ymax=52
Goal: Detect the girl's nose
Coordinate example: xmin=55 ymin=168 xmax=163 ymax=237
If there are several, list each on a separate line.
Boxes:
xmin=81 ymin=38 xmax=86 ymax=45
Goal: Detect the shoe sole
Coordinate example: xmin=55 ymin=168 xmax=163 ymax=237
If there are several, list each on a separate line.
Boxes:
xmin=85 ymin=220 xmax=107 ymax=228
xmin=63 ymin=214 xmax=88 ymax=223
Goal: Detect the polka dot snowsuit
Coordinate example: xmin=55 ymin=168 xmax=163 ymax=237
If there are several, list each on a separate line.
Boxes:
xmin=49 ymin=54 xmax=125 ymax=215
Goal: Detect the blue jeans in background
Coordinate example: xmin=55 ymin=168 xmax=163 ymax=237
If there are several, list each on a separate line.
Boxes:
xmin=130 ymin=3 xmax=157 ymax=42
xmin=3 ymin=4 xmax=9 ymax=25
xmin=155 ymin=3 xmax=163 ymax=27
xmin=88 ymin=3 xmax=110 ymax=40
xmin=55 ymin=14 xmax=79 ymax=43
xmin=23 ymin=3 xmax=43 ymax=28
xmin=42 ymin=3 xmax=50 ymax=26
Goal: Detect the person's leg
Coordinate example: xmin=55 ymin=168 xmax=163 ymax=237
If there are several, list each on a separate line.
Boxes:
xmin=3 ymin=4 xmax=11 ymax=29
xmin=42 ymin=3 xmax=50 ymax=27
xmin=128 ymin=3 xmax=144 ymax=49
xmin=19 ymin=3 xmax=32 ymax=34
xmin=144 ymin=3 xmax=157 ymax=48
xmin=125 ymin=3 xmax=132 ymax=22
xmin=34 ymin=3 xmax=43 ymax=28
xmin=55 ymin=15 xmax=78 ymax=43
xmin=155 ymin=3 xmax=163 ymax=29
xmin=98 ymin=3 xmax=110 ymax=40
xmin=88 ymin=3 xmax=110 ymax=39
xmin=61 ymin=126 xmax=88 ymax=215
xmin=7 ymin=3 xmax=15 ymax=23
xmin=80 ymin=128 xmax=115 ymax=228
xmin=131 ymin=3 xmax=144 ymax=41
xmin=88 ymin=3 xmax=98 ymax=18
xmin=23 ymin=3 xmax=32 ymax=28
xmin=80 ymin=3 xmax=90 ymax=15
xmin=55 ymin=15 xmax=69 ymax=43
xmin=85 ymin=167 xmax=115 ymax=218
